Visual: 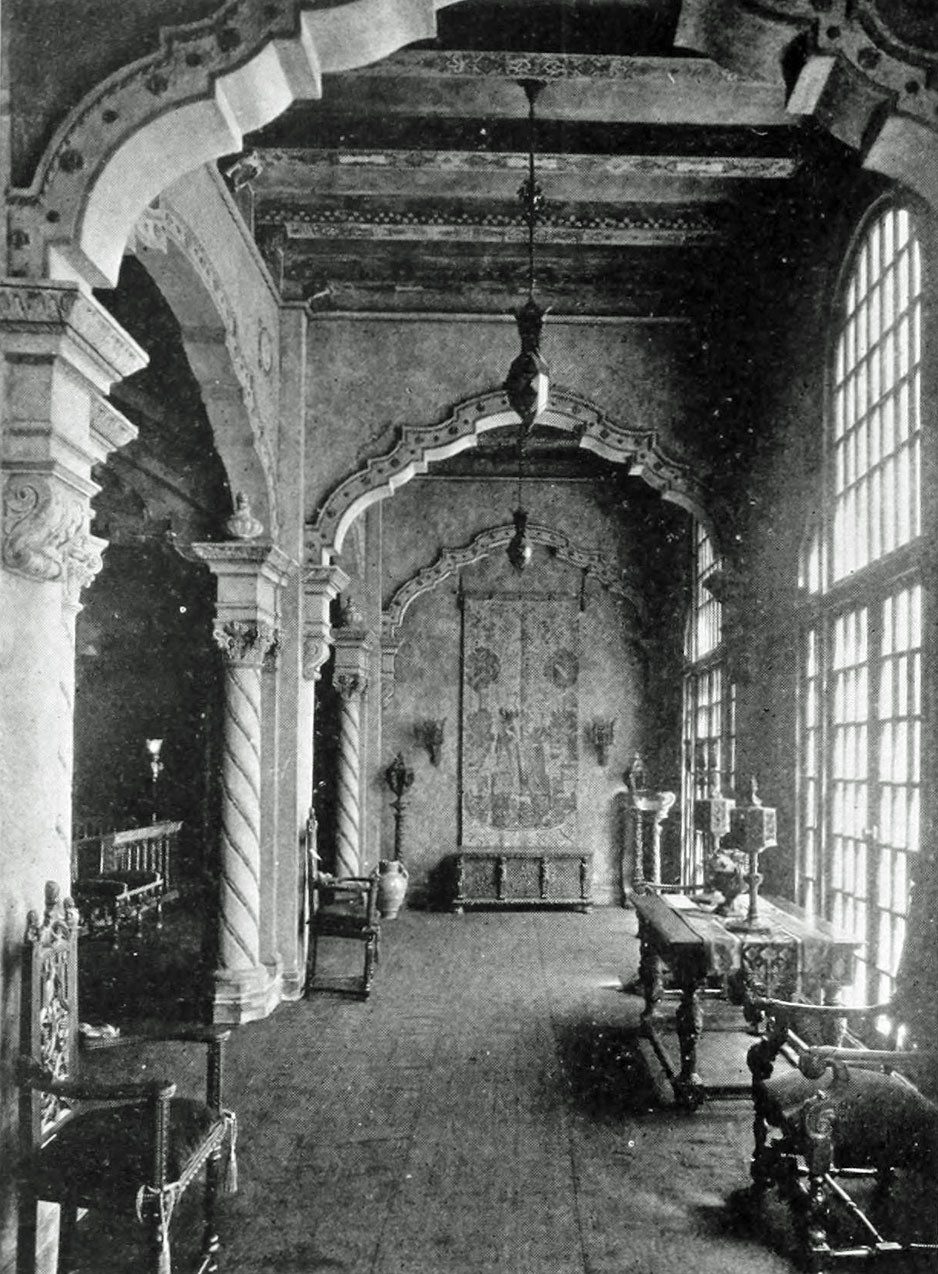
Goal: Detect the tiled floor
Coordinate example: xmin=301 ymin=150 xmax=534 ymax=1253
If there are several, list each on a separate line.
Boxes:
xmin=75 ymin=907 xmax=801 ymax=1273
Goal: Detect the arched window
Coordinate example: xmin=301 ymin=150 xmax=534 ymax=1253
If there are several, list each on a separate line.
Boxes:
xmin=797 ymin=203 xmax=924 ymax=1002
xmin=682 ymin=524 xmax=735 ymax=884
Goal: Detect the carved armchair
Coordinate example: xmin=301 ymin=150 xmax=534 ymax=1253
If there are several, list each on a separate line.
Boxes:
xmin=746 ymin=995 xmax=938 ymax=1271
xmin=17 ymin=882 xmax=236 ymax=1274
xmin=304 ymin=825 xmax=380 ymax=1000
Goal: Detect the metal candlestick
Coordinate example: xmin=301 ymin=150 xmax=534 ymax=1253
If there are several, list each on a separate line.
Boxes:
xmin=726 ymin=778 xmax=777 ymax=932
xmin=384 ymin=752 xmax=415 ymax=863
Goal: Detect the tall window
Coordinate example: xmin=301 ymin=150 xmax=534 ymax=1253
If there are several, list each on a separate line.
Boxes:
xmin=798 ymin=204 xmax=924 ymax=1003
xmin=682 ymin=524 xmax=735 ymax=884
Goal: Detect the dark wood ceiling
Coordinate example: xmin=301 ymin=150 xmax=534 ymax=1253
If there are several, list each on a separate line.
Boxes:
xmin=240 ymin=0 xmax=834 ymax=317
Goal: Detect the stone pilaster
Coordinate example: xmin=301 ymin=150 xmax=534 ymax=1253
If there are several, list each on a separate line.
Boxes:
xmin=300 ymin=563 xmax=348 ymax=832
xmin=192 ymin=540 xmax=292 ymax=1024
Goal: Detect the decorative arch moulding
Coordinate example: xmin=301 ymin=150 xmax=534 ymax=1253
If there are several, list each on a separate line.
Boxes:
xmin=381 ymin=521 xmax=650 ymax=642
xmin=5 ymin=0 xmax=445 ymax=287
xmin=305 ymin=388 xmax=717 ymax=567
xmin=9 ymin=0 xmax=938 ymax=290
xmin=133 ymin=191 xmax=281 ymax=540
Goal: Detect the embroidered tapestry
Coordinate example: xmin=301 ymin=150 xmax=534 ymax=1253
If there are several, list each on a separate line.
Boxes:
xmin=461 ymin=596 xmax=579 ymax=848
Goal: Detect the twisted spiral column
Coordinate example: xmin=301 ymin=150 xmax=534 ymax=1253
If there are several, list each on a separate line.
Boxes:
xmin=213 ymin=620 xmax=276 ymax=971
xmin=334 ymin=672 xmax=366 ymax=878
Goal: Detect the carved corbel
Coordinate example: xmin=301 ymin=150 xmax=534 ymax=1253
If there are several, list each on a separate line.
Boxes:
xmin=302 ymin=564 xmax=349 ymax=682
xmin=381 ymin=638 xmax=400 ymax=706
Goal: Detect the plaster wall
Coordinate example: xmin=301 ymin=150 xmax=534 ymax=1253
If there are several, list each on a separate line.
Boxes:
xmin=304 ymin=315 xmax=703 ymax=517
xmin=378 ymin=474 xmax=686 ymax=905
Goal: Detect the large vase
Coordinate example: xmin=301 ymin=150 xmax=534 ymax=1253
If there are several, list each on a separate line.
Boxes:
xmin=377 ymin=860 xmax=409 ymax=919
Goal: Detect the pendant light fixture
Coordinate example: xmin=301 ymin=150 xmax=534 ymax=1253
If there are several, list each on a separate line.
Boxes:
xmin=504 ymin=79 xmax=548 ymax=573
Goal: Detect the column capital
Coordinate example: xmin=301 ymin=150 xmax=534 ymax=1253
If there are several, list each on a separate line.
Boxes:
xmin=2 ymin=472 xmax=106 ymax=601
xmin=213 ymin=618 xmax=278 ymax=668
xmin=335 ymin=670 xmax=368 ymax=701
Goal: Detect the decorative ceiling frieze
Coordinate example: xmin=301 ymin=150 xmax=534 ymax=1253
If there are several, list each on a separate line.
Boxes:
xmin=340 ymin=50 xmax=748 ymax=84
xmin=255 ymin=148 xmax=799 ymax=181
xmin=269 ymin=202 xmax=727 ymax=247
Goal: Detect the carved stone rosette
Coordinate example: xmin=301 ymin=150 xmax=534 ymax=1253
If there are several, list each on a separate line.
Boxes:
xmin=212 ymin=619 xmax=277 ymax=971
xmin=334 ymin=671 xmax=367 ymax=879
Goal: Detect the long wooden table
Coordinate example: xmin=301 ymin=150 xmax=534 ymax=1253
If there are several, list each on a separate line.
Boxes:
xmin=633 ymin=892 xmax=857 ymax=1108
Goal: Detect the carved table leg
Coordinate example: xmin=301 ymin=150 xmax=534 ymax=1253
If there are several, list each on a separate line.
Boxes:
xmin=638 ymin=923 xmax=663 ymax=1031
xmin=673 ymin=974 xmax=706 ymax=1109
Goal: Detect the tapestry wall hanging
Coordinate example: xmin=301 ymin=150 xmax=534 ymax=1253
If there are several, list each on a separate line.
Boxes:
xmin=461 ymin=595 xmax=579 ymax=848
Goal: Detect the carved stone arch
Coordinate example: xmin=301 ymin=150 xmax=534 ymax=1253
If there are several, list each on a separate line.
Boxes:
xmin=306 ymin=388 xmax=718 ymax=566
xmin=676 ymin=0 xmax=938 ymax=211
xmin=382 ymin=521 xmax=649 ymax=643
xmin=7 ymin=0 xmax=451 ymax=287
xmin=128 ymin=203 xmax=277 ymax=538
xmin=379 ymin=520 xmax=653 ymax=704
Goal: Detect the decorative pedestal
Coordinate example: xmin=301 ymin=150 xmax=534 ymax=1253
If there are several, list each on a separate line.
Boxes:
xmin=626 ymin=789 xmax=676 ymax=896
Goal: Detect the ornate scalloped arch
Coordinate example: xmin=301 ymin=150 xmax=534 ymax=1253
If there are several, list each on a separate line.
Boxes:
xmin=306 ymin=387 xmax=716 ymax=566
xmin=8 ymin=0 xmax=447 ymax=286
xmin=382 ymin=521 xmax=648 ymax=641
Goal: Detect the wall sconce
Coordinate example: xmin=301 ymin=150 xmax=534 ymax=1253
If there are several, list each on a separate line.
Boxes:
xmin=415 ymin=718 xmax=445 ymax=766
xmin=587 ymin=718 xmax=616 ymax=766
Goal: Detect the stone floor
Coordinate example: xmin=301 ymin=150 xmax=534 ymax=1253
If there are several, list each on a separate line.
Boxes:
xmin=74 ymin=907 xmax=818 ymax=1273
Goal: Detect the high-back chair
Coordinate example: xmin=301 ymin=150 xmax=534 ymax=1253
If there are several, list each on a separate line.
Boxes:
xmin=746 ymin=994 xmax=938 ymax=1270
xmin=304 ymin=817 xmax=380 ymax=1000
xmin=17 ymin=881 xmax=237 ymax=1274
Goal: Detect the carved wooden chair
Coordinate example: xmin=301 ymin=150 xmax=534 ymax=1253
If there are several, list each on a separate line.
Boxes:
xmin=304 ymin=827 xmax=380 ymax=1000
xmin=17 ymin=882 xmax=237 ymax=1274
xmin=745 ymin=994 xmax=938 ymax=1271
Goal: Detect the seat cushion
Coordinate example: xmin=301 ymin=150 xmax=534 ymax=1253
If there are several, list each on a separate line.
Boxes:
xmin=762 ymin=1067 xmax=938 ymax=1174
xmin=32 ymin=1098 xmax=222 ymax=1207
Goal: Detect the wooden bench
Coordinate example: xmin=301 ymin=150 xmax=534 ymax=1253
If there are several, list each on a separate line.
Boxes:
xmin=72 ymin=820 xmax=182 ymax=942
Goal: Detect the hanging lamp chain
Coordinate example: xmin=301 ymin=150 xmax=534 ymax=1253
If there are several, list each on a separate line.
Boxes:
xmin=518 ymin=79 xmax=545 ymax=301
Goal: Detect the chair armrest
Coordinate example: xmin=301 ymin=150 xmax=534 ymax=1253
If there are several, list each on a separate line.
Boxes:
xmin=750 ymin=996 xmax=893 ymax=1020
xmin=123 ymin=1022 xmax=231 ymax=1046
xmin=18 ymin=1056 xmax=175 ymax=1103
xmin=99 ymin=1022 xmax=230 ymax=1109
xmin=801 ymin=1044 xmax=934 ymax=1076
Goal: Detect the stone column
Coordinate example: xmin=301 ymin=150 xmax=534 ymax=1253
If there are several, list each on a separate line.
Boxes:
xmin=333 ymin=606 xmax=370 ymax=879
xmin=0 ymin=285 xmax=144 ymax=880
xmin=192 ymin=540 xmax=292 ymax=1024
xmin=0 ymin=282 xmax=145 ymax=1274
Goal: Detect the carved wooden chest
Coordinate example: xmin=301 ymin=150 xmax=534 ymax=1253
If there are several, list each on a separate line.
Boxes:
xmin=451 ymin=850 xmax=592 ymax=913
